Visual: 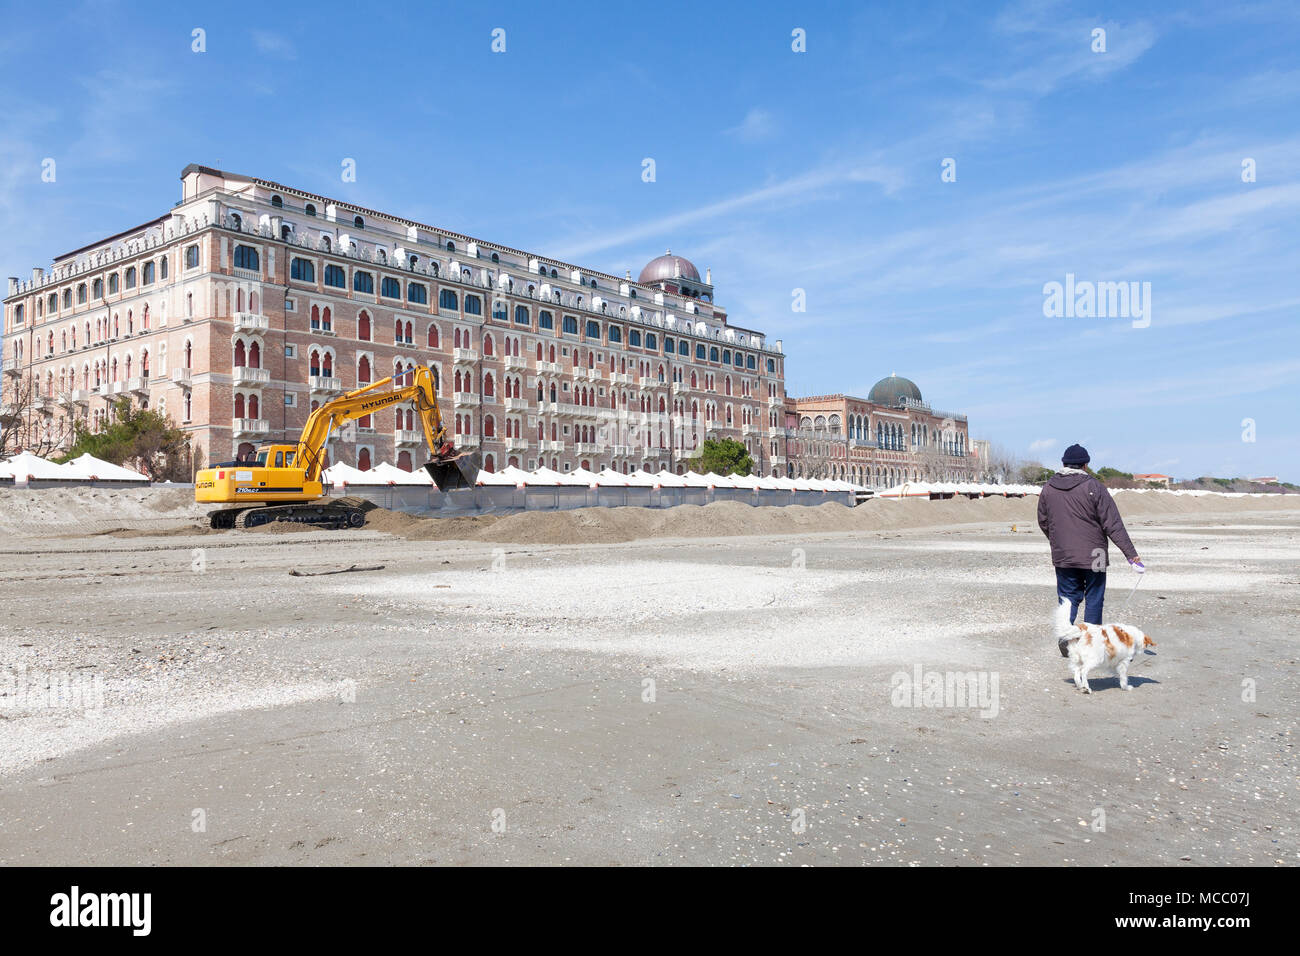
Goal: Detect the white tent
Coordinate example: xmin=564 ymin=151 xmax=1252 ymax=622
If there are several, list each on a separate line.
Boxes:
xmin=596 ymin=468 xmax=632 ymax=486
xmin=490 ymin=465 xmax=533 ymax=487
xmin=629 ymin=469 xmax=665 ymax=487
xmin=568 ymin=466 xmax=602 ymax=488
xmin=704 ymin=471 xmax=737 ymax=487
xmin=653 ymin=470 xmax=688 ymax=488
xmin=369 ymin=461 xmax=432 ymax=485
xmin=728 ymin=473 xmax=762 ymax=489
xmin=680 ymin=470 xmax=716 ymax=488
xmin=528 ymin=466 xmax=589 ymax=487
xmin=323 ymin=462 xmax=378 ymax=486
xmin=0 ymin=452 xmax=84 ymax=482
xmin=68 ymin=453 xmax=148 ymax=482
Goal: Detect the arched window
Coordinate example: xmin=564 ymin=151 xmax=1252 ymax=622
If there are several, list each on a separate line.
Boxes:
xmin=427 ymin=325 xmax=439 ymax=348
xmin=305 ymin=203 xmax=316 ymax=217
xmin=358 ymin=312 xmax=371 ymax=341
xmin=234 ymin=245 xmax=259 ymax=271
xmin=271 ymin=195 xmax=283 ymax=208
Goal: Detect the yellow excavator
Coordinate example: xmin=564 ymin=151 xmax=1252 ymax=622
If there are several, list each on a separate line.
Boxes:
xmin=196 ymin=365 xmax=479 ymax=529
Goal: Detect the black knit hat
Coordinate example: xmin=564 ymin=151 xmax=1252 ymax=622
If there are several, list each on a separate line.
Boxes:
xmin=1062 ymin=444 xmax=1090 ymax=467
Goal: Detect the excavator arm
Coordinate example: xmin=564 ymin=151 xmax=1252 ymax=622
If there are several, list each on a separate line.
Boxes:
xmin=296 ymin=365 xmax=479 ymax=490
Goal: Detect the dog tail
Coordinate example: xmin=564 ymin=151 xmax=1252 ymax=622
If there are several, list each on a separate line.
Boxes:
xmin=1053 ymin=596 xmax=1076 ymax=639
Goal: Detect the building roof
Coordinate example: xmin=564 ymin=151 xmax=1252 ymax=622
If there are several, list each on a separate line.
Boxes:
xmin=638 ymin=250 xmax=701 ymax=284
xmin=868 ymin=374 xmax=923 ymax=406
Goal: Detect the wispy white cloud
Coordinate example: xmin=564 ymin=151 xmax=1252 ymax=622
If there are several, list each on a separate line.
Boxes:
xmin=251 ymin=30 xmax=296 ymax=60
xmin=723 ymin=108 xmax=777 ymax=143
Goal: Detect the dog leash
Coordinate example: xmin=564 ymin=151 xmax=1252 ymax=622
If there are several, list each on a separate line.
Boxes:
xmin=1114 ymin=569 xmax=1145 ymax=614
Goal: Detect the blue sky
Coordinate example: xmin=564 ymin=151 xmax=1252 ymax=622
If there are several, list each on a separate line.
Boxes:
xmin=2 ymin=0 xmax=1298 ymax=480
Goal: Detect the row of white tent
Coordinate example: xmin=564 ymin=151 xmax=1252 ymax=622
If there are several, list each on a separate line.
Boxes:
xmin=324 ymin=462 xmax=866 ymax=493
xmin=875 ymin=481 xmax=1042 ymax=497
xmin=0 ymin=452 xmax=148 ymax=483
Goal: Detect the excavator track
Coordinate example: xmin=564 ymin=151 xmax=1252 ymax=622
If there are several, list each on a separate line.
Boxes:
xmin=210 ymin=496 xmax=369 ymax=531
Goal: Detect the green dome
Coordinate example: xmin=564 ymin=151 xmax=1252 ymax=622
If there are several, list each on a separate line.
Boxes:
xmin=868 ymin=374 xmax=922 ymax=406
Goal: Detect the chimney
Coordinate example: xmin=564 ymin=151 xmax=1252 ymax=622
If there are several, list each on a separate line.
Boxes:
xmin=32 ymin=267 xmax=44 ymax=284
xmin=8 ymin=277 xmax=19 ymax=297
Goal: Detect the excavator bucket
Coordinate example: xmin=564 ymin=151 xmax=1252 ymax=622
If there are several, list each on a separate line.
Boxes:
xmin=424 ymin=449 xmax=481 ymax=492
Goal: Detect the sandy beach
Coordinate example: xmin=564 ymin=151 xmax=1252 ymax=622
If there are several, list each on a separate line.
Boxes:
xmin=1 ymin=489 xmax=1296 ymax=865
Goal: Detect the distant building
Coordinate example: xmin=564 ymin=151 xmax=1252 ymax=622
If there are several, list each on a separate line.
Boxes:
xmin=782 ymin=374 xmax=972 ymax=487
xmin=1249 ymin=476 xmax=1279 ymax=485
xmin=1134 ymin=473 xmax=1172 ymax=486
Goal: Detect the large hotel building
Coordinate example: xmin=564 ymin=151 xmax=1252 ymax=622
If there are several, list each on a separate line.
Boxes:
xmin=3 ymin=164 xmax=972 ymax=485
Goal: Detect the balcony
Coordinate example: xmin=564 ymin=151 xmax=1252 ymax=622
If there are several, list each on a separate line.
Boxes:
xmin=309 ymin=375 xmax=343 ymax=394
xmin=127 ymin=376 xmax=149 ymax=395
xmin=504 ymin=397 xmax=529 ymax=412
xmin=455 ymin=434 xmax=481 ymax=448
xmin=454 ymin=391 xmax=479 ymax=407
xmin=395 ymin=429 xmax=422 ymax=445
xmin=768 ymin=395 xmax=784 ymax=407
xmin=232 ymin=418 xmax=269 ymax=437
xmin=233 ymin=365 xmax=270 ymax=386
xmin=504 ymin=355 xmax=527 ymax=370
xmin=506 ymin=437 xmax=528 ymax=451
xmin=233 ymin=312 xmax=269 ymax=333
xmin=610 ymin=372 xmax=632 ymax=385
xmin=171 ymin=367 xmax=191 ymax=385
xmin=541 ymin=440 xmax=564 ymax=452
xmin=537 ymin=361 xmax=559 ymax=374
xmin=575 ymin=442 xmax=599 ymax=455
xmin=69 ymin=389 xmax=91 ymax=405
xmin=612 ymin=445 xmax=630 ymax=457
xmin=453 ymin=348 xmax=479 ymax=364
xmin=742 ymin=424 xmax=758 ymax=436
xmin=671 ymin=381 xmax=686 ymax=394
xmin=2 ymin=360 xmax=19 ymax=378
xmin=108 ymin=381 xmax=125 ymax=395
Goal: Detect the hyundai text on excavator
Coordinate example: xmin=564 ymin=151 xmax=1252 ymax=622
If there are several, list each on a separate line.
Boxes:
xmin=195 ymin=365 xmax=478 ymax=529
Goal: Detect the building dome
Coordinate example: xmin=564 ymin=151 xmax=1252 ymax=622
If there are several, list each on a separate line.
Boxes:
xmin=868 ymin=373 xmax=922 ymax=406
xmin=638 ymin=249 xmax=701 ymax=284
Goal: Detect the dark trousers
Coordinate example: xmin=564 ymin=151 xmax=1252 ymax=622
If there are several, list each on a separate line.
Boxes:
xmin=1056 ymin=567 xmax=1106 ymax=625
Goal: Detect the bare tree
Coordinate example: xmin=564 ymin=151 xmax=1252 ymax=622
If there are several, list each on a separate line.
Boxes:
xmin=1 ymin=371 xmax=74 ymax=457
xmin=978 ymin=442 xmax=1021 ymax=484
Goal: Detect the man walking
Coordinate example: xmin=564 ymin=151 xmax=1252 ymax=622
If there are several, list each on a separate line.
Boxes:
xmin=1037 ymin=444 xmax=1145 ymax=655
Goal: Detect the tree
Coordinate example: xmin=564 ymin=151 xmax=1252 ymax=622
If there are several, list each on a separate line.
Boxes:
xmin=1018 ymin=462 xmax=1054 ymax=484
xmin=1095 ymin=466 xmax=1133 ymax=482
xmin=688 ymin=437 xmax=754 ymax=476
xmin=977 ymin=442 xmax=1021 ymax=484
xmin=1 ymin=371 xmax=74 ymax=457
xmin=57 ymin=397 xmax=191 ymax=481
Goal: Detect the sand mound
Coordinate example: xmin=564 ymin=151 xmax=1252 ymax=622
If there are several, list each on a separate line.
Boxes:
xmin=4 ymin=485 xmax=1295 ymax=545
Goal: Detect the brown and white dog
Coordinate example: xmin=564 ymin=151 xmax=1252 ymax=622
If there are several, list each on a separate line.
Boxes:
xmin=1054 ymin=598 xmax=1156 ymax=693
